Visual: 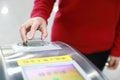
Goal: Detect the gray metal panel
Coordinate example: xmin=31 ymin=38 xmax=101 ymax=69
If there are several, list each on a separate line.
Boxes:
xmin=0 ymin=41 xmax=108 ymax=80
xmin=0 ymin=49 xmax=6 ymax=80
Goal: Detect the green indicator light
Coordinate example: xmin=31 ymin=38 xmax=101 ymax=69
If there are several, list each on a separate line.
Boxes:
xmin=53 ymin=77 xmax=60 ymax=80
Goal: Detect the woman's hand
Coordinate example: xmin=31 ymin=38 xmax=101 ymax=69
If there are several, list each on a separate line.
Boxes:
xmin=20 ymin=17 xmax=48 ymax=44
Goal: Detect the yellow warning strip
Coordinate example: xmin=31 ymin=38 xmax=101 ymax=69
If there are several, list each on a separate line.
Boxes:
xmin=17 ymin=55 xmax=72 ymax=66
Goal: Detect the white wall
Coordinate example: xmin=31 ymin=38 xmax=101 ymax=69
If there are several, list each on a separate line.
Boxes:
xmin=0 ymin=0 xmax=33 ymax=45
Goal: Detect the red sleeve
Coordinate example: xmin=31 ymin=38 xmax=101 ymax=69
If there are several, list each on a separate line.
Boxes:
xmin=110 ymin=11 xmax=120 ymax=57
xmin=30 ymin=0 xmax=56 ymax=21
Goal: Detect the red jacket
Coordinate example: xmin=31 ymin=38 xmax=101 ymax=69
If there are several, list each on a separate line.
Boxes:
xmin=31 ymin=0 xmax=120 ymax=57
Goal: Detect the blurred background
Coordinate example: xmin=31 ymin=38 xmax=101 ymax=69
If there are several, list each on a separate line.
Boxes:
xmin=0 ymin=0 xmax=119 ymax=80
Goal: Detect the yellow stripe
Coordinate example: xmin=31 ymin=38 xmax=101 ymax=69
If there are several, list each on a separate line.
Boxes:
xmin=17 ymin=55 xmax=72 ymax=66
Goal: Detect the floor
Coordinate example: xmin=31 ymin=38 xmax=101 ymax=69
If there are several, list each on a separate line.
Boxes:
xmin=0 ymin=0 xmax=120 ymax=80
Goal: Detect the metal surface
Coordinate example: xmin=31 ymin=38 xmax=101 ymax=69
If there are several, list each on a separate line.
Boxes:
xmin=0 ymin=41 xmax=108 ymax=80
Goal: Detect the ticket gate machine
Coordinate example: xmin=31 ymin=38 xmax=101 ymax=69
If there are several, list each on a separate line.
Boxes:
xmin=0 ymin=41 xmax=108 ymax=80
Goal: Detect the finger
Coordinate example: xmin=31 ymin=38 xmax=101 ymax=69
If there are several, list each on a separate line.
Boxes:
xmin=108 ymin=58 xmax=119 ymax=69
xmin=40 ymin=23 xmax=48 ymax=40
xmin=20 ymin=24 xmax=27 ymax=43
xmin=20 ymin=22 xmax=32 ymax=44
xmin=108 ymin=58 xmax=115 ymax=69
xmin=113 ymin=60 xmax=119 ymax=69
xmin=28 ymin=22 xmax=39 ymax=40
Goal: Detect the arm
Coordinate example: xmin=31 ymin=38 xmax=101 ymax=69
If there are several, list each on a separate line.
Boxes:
xmin=20 ymin=0 xmax=56 ymax=43
xmin=31 ymin=0 xmax=56 ymax=21
xmin=108 ymin=12 xmax=120 ymax=70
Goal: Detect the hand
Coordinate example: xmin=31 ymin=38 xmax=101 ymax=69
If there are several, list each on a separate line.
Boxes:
xmin=20 ymin=17 xmax=48 ymax=44
xmin=107 ymin=56 xmax=120 ymax=70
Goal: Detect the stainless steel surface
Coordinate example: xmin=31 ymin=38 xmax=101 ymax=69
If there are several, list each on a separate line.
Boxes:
xmin=0 ymin=41 xmax=108 ymax=80
xmin=0 ymin=48 xmax=6 ymax=80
